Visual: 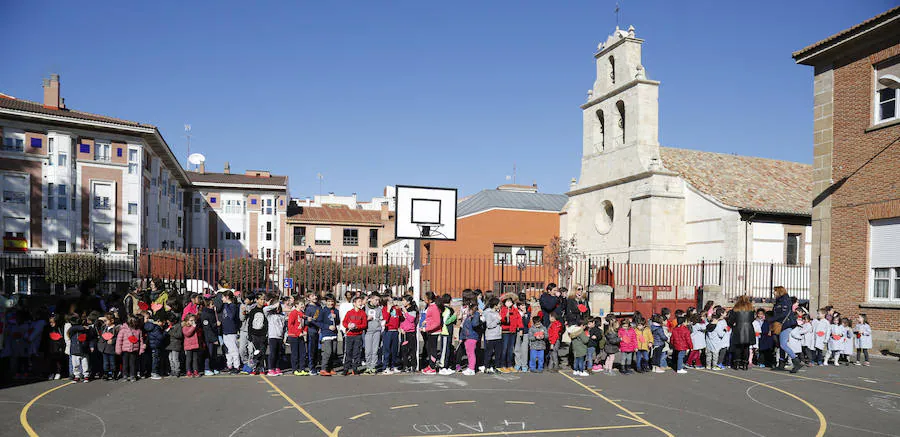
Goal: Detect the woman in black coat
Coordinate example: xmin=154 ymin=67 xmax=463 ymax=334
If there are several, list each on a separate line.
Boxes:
xmin=726 ymin=295 xmax=755 ymax=371
xmin=768 ymin=286 xmax=801 ymax=372
xmin=565 ymin=285 xmax=591 ymax=325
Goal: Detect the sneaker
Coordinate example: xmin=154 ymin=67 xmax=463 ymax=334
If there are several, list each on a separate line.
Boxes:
xmin=677 ymin=369 xmax=687 ymax=374
xmin=422 ymin=367 xmax=437 ymax=375
xmin=498 ymin=367 xmax=511 ymax=374
xmin=478 ymin=366 xmax=486 ymax=373
xmin=240 ymin=367 xmax=251 ymax=375
xmin=854 ymin=361 xmax=862 ymax=366
xmin=266 ymin=370 xmax=277 ymax=376
xmin=83 ymin=378 xmax=90 ymax=383
xmin=274 ymin=368 xmax=284 ymax=376
xmin=320 ymin=370 xmax=333 ymax=376
xmin=864 ymin=361 xmax=871 ymax=366
xmin=486 ymin=367 xmax=496 ymax=374
xmin=365 ymin=368 xmax=377 ymax=375
xmin=462 ymin=368 xmax=475 ymax=376
xmin=653 ymin=368 xmax=665 ymax=373
xmin=392 ymin=368 xmax=401 ymax=374
xmin=151 ymin=374 xmax=162 ymax=380
xmin=214 ymin=370 xmax=221 ymax=375
xmin=382 ymin=369 xmax=394 ymax=375
xmin=439 ymin=368 xmax=455 ymax=375
xmin=592 ymin=365 xmax=603 ymax=372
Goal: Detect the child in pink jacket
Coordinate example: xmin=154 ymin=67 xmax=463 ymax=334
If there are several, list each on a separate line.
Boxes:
xmin=115 ymin=315 xmax=146 ymax=381
xmin=617 ymin=319 xmax=638 ymax=374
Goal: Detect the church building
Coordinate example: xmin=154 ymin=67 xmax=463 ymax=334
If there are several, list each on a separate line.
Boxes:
xmin=562 ymin=27 xmax=812 ymax=273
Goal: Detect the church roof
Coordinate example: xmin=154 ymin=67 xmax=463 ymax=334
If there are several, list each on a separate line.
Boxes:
xmin=457 ymin=190 xmax=568 ymax=218
xmin=659 ymin=147 xmax=812 ymax=216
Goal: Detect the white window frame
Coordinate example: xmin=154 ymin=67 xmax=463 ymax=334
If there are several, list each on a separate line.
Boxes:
xmin=128 ymin=202 xmax=138 ymax=215
xmin=875 ymin=61 xmax=899 ymax=124
xmin=870 ymin=267 xmax=900 ymax=303
xmin=94 ymin=142 xmax=111 ymax=161
xmin=128 ymin=148 xmax=139 ymax=174
xmin=2 ymin=130 xmax=25 ymax=152
xmin=57 ymin=184 xmax=67 ymax=210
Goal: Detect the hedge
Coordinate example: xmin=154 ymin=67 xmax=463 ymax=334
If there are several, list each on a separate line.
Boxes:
xmin=45 ymin=253 xmax=105 ymax=285
xmin=218 ymin=258 xmax=268 ymax=291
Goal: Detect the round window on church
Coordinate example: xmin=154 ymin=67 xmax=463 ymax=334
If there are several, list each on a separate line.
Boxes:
xmin=594 ymin=200 xmax=614 ymax=234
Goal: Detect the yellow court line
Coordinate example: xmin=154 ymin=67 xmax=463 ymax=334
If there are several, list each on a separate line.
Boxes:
xmin=389 ymin=404 xmax=418 ymax=410
xmin=260 ymin=375 xmax=340 ymax=437
xmin=697 ymin=369 xmax=827 ymax=437
xmin=20 ymin=382 xmax=75 ymax=437
xmin=561 ymin=372 xmax=674 ymax=437
xmin=563 ymin=405 xmax=593 ymax=411
xmin=617 ymin=413 xmax=644 ymax=423
xmin=445 ymin=400 xmax=477 ymax=405
xmin=348 ymin=412 xmax=370 ymax=420
xmin=504 ymin=400 xmax=535 ymax=405
xmin=394 ymin=424 xmax=650 ymax=437
xmin=784 ymin=373 xmax=900 ymax=397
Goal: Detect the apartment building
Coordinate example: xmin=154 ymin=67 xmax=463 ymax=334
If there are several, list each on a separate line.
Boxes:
xmin=286 ymin=203 xmax=394 ymax=266
xmin=793 ymin=6 xmax=900 ymax=350
xmin=294 ymin=186 xmax=396 ymax=211
xmin=0 ymin=75 xmax=188 ymax=254
xmin=187 ymin=164 xmax=289 ymax=260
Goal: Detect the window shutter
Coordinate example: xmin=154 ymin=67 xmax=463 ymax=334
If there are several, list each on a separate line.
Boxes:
xmin=870 ymin=217 xmax=900 ymax=268
xmin=314 ymin=227 xmax=331 ymax=241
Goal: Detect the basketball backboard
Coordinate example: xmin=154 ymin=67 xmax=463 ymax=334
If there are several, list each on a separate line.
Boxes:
xmin=395 ymin=185 xmax=457 ymax=240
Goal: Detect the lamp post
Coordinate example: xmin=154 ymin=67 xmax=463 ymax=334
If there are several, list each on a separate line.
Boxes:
xmin=516 ymin=247 xmax=527 ymax=293
xmin=305 ymin=246 xmax=314 ymax=292
xmin=499 ymin=256 xmax=506 ymax=294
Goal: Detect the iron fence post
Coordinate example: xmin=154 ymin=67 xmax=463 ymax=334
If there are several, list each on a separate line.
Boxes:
xmin=769 ymin=262 xmax=775 ymax=301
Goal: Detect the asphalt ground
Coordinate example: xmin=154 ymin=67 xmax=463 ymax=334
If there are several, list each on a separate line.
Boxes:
xmin=1 ymin=357 xmax=898 ymax=437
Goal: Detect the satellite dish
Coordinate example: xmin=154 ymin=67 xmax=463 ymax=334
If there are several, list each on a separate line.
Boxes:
xmin=188 ymin=153 xmax=206 ymax=165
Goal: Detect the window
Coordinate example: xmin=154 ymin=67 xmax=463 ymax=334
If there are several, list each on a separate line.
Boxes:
xmin=3 ymin=174 xmax=28 ymax=204
xmin=314 ymin=227 xmax=331 ymax=245
xmin=48 ymin=137 xmax=54 ymax=154
xmin=57 ymin=240 xmax=66 ymax=253
xmin=177 ymin=217 xmax=183 ymax=237
xmin=128 ymin=202 xmax=138 ymax=215
xmin=293 ymin=226 xmax=306 ymax=246
xmin=128 ymin=149 xmax=139 ymax=174
xmin=94 ymin=142 xmax=110 ymax=161
xmin=48 ymin=183 xmax=55 ymax=209
xmin=876 ymin=61 xmax=899 ymax=123
xmin=342 ymin=255 xmax=358 ymax=267
xmin=594 ymin=110 xmax=605 ymax=152
xmin=151 ymin=176 xmax=157 ymax=187
xmin=870 ymin=217 xmax=900 ymax=302
xmin=193 ymin=197 xmax=201 ymax=213
xmin=58 ymin=153 xmax=67 ymax=167
xmin=57 ymin=184 xmax=66 ymax=210
xmin=493 ymin=245 xmax=512 ymax=265
xmin=264 ymin=222 xmax=273 ymax=241
xmin=93 ymin=196 xmax=110 ymax=210
xmin=161 ymin=218 xmax=168 ymax=229
xmin=369 ymin=229 xmax=378 ymax=248
xmin=265 ymin=198 xmax=273 ymax=215
xmin=343 ymin=228 xmax=359 ymax=246
xmin=786 ymin=233 xmax=801 ymax=265
xmin=369 ymin=253 xmax=378 ymax=265
xmin=224 ymin=199 xmax=243 ymax=214
xmin=161 ymin=241 xmax=168 ymax=249
xmin=616 ymin=100 xmax=626 ymax=144
xmin=223 ymin=232 xmax=241 ymax=240
xmin=176 ymin=190 xmax=183 ymax=210
xmin=127 ymin=243 xmax=137 ymax=254
xmin=2 ymin=131 xmax=24 ymax=152
xmin=608 ymin=56 xmax=615 ymax=84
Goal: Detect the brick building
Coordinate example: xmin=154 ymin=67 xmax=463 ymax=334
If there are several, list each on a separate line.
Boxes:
xmin=793 ymin=6 xmax=900 ymax=351
xmin=285 ymin=203 xmax=394 ymax=266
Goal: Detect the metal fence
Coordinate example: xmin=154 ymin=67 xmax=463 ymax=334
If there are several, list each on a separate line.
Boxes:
xmin=1 ymin=250 xmax=810 ymax=302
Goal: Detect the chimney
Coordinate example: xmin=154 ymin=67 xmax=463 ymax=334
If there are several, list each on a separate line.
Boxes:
xmin=380 ymin=202 xmax=389 ymax=221
xmin=42 ymin=74 xmax=63 ymax=109
xmin=199 ymin=162 xmax=206 ymax=174
xmin=224 ymin=161 xmax=231 ymax=174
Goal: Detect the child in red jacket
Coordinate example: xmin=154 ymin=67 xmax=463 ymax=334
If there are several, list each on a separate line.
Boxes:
xmin=341 ymin=296 xmax=367 ymax=375
xmin=547 ymin=313 xmax=563 ymax=371
xmin=287 ymin=301 xmax=308 ymax=376
xmin=381 ymin=297 xmax=403 ymax=374
xmin=671 ymin=315 xmax=694 ymax=374
xmin=499 ymin=294 xmax=523 ymax=373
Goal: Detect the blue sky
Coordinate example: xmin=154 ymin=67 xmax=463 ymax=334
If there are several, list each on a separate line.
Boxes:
xmin=1 ymin=1 xmax=893 ymax=199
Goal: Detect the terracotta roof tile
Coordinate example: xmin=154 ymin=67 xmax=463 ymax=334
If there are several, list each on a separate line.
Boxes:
xmin=0 ymin=95 xmax=153 ymax=128
xmin=659 ymin=147 xmax=812 ymax=216
xmin=287 ymin=205 xmax=385 ymax=225
xmin=188 ymin=172 xmax=288 ymax=187
xmin=792 ymin=6 xmax=900 ymax=61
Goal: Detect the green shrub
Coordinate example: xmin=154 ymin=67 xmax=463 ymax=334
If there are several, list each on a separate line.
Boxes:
xmin=45 ymin=253 xmax=105 ymax=285
xmin=218 ymin=258 xmax=268 ymax=291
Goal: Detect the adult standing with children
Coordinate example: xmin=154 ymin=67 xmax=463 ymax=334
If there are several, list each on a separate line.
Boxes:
xmin=769 ymin=286 xmax=802 ymax=373
xmin=539 ymin=283 xmax=559 ymax=327
xmin=726 ymin=295 xmax=755 ymax=371
xmin=566 ymin=285 xmax=591 ymax=325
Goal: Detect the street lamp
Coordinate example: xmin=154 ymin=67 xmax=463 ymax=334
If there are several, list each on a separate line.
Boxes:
xmin=305 ymin=246 xmax=314 ymax=292
xmin=516 ymin=248 xmax=527 ymax=293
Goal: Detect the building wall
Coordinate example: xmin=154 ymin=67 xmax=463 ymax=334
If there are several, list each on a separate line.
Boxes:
xmin=826 ymin=41 xmax=900 ymax=349
xmin=421 ymin=209 xmax=560 ymax=293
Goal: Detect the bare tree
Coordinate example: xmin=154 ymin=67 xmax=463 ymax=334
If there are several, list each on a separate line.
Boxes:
xmin=545 ymin=235 xmax=579 ymax=288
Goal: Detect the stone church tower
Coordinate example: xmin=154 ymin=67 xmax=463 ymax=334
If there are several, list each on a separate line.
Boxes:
xmin=562 ymin=26 xmax=687 ymax=263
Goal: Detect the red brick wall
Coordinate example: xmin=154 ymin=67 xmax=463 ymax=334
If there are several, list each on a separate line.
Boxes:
xmin=829 ymin=42 xmax=900 ymax=334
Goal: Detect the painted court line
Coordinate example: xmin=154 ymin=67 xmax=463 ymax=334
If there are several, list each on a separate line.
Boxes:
xmin=445 ymin=400 xmax=477 ymax=405
xmin=390 ymin=404 xmax=418 ymax=410
xmin=563 ymin=405 xmax=592 ymax=411
xmin=260 ymin=375 xmax=341 ymax=437
xmin=394 ymin=424 xmax=650 ymax=437
xmin=20 ymin=381 xmax=75 ymax=437
xmin=785 ymin=373 xmax=900 ymax=397
xmin=348 ymin=412 xmax=370 ymax=420
xmin=561 ymin=372 xmax=675 ymax=437
xmin=697 ymin=369 xmax=827 ymax=437
xmin=504 ymin=401 xmax=535 ymax=405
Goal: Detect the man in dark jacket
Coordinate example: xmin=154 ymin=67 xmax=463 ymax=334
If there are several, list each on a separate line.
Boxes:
xmin=539 ymin=284 xmax=559 ymax=327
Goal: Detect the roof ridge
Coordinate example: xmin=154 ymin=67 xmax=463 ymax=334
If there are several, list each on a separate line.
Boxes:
xmin=792 ymin=6 xmax=900 ymax=59
xmin=0 ymin=94 xmax=153 ymax=128
xmin=660 ymin=146 xmax=811 ymax=167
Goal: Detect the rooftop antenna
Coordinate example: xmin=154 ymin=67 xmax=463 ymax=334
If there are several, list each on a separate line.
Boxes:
xmin=615 ymin=0 xmax=621 ymax=28
xmin=184 ymin=124 xmax=192 ymax=164
xmin=505 ymin=162 xmax=517 ymax=185
xmin=317 ymin=173 xmax=324 ymax=196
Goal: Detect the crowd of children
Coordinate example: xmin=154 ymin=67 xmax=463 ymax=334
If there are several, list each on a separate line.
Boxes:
xmin=0 ymin=282 xmax=876 ymax=382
